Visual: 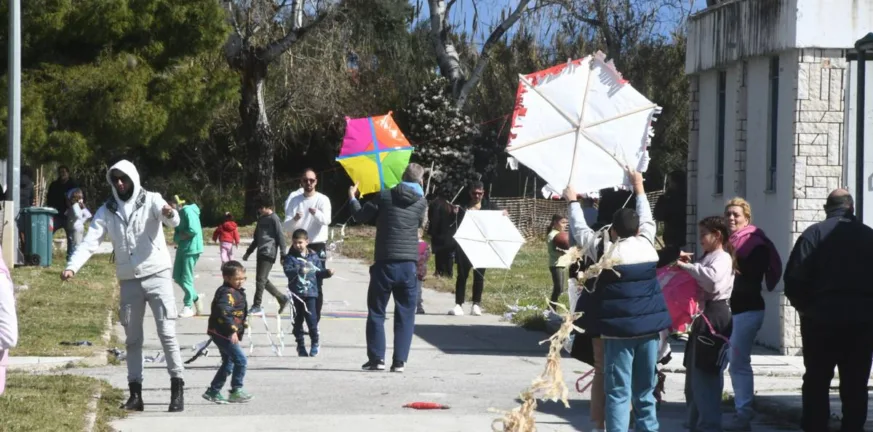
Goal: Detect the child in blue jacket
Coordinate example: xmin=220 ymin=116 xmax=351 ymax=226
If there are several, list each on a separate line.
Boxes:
xmin=284 ymin=229 xmax=334 ymax=357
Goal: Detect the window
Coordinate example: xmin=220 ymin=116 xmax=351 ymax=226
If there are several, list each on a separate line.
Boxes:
xmin=767 ymin=56 xmax=780 ymax=191
xmin=716 ymin=70 xmax=727 ymax=194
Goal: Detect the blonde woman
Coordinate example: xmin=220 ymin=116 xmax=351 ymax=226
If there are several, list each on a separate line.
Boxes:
xmin=723 ymin=198 xmax=782 ymax=431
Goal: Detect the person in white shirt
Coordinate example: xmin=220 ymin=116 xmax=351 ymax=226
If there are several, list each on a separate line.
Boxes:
xmin=284 ymin=168 xmax=332 ymax=322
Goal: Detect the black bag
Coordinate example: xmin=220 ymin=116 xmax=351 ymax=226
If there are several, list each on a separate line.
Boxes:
xmin=570 ymin=331 xmax=595 ymax=366
xmin=691 ymin=314 xmax=730 ymax=374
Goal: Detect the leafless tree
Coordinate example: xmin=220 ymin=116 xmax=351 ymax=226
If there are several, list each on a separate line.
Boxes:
xmin=222 ymin=0 xmax=333 ymax=219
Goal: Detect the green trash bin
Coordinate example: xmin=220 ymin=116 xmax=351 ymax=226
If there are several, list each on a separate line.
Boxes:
xmin=21 ymin=207 xmax=58 ymax=267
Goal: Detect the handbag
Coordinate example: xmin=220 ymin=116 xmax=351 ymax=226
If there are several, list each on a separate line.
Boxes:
xmin=692 ymin=313 xmax=731 ymax=374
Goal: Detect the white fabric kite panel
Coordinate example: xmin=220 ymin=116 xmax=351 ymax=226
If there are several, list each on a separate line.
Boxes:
xmin=510 ymin=83 xmax=575 ymax=148
xmin=527 ymin=59 xmax=591 ymax=124
xmin=507 ymin=132 xmax=577 ymax=192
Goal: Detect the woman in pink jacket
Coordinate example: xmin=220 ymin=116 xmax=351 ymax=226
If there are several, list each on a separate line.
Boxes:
xmin=0 ymin=244 xmax=18 ymax=396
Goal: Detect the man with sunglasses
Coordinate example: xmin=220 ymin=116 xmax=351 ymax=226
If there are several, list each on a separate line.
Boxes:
xmin=284 ymin=168 xmax=332 ymax=323
xmin=62 ymin=160 xmax=187 ymax=413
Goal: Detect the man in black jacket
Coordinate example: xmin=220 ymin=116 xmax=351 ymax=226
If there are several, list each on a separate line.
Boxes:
xmin=784 ymin=189 xmax=873 ymax=432
xmin=349 ymin=163 xmax=427 ymax=373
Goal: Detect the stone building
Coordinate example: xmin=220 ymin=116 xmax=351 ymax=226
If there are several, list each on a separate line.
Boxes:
xmin=685 ymin=0 xmax=873 ymax=354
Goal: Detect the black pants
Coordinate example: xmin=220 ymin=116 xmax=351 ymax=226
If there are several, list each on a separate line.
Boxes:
xmin=434 ymin=248 xmax=454 ymax=278
xmin=253 ymin=257 xmax=284 ymax=308
xmin=309 ymin=242 xmax=327 ymax=322
xmin=455 ymin=251 xmax=485 ymax=305
xmin=292 ymin=296 xmax=319 ymax=345
xmin=549 ymin=266 xmax=566 ymax=308
xmin=800 ymin=318 xmax=873 ymax=432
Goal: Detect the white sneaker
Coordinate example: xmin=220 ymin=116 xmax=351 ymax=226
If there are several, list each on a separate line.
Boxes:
xmin=194 ymin=293 xmax=205 ymax=316
xmin=448 ymin=304 xmax=464 ymax=316
xmin=471 ymin=304 xmax=483 ymax=316
xmin=179 ymin=306 xmax=195 ymax=318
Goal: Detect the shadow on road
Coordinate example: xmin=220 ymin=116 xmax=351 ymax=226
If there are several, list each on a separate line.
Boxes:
xmin=413 ymin=324 xmax=550 ymax=356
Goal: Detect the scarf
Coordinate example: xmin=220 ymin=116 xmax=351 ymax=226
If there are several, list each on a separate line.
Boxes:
xmin=729 ymin=225 xmax=783 ymax=291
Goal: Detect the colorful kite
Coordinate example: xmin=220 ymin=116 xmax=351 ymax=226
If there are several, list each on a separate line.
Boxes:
xmin=337 ymin=112 xmax=414 ymax=196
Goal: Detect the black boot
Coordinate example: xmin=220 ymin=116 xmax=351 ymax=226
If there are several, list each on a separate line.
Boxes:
xmin=168 ymin=378 xmax=184 ymax=412
xmin=121 ymin=382 xmax=144 ymax=411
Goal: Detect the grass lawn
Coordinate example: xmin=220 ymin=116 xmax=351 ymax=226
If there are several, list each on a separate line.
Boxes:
xmin=339 ymin=226 xmax=563 ymax=330
xmin=0 ymin=373 xmax=125 ymax=432
xmin=12 ymin=251 xmax=118 ymax=356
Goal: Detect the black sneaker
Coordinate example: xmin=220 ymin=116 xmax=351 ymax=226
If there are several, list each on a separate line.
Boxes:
xmin=361 ymin=360 xmax=386 ymax=371
xmin=390 ymin=361 xmax=405 ymax=373
xmin=416 ymin=306 xmax=426 ymax=315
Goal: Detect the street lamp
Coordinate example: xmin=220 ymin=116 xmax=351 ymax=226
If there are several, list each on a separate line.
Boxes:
xmin=854 ymin=33 xmax=873 ymax=222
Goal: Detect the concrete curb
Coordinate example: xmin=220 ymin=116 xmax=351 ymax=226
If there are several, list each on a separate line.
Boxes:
xmin=82 ymin=386 xmax=102 ymax=432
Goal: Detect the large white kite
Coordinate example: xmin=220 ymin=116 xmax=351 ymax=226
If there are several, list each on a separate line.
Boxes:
xmin=506 ymin=52 xmax=661 ymax=197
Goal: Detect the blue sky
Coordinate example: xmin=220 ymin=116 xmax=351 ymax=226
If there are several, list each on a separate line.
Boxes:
xmin=413 ymin=0 xmax=710 ymax=45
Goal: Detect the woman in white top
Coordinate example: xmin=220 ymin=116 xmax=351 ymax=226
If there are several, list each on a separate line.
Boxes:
xmin=677 ymin=215 xmax=736 ymax=432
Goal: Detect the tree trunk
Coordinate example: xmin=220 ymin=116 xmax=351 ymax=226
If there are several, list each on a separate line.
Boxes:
xmin=239 ymin=56 xmax=274 ymax=224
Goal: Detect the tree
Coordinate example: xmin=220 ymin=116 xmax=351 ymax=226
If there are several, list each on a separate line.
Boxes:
xmin=400 ymin=75 xmax=479 ymax=197
xmin=427 ymin=0 xmax=537 ymax=109
xmin=0 ymin=0 xmax=234 ymax=183
xmin=222 ymin=0 xmax=332 ymax=220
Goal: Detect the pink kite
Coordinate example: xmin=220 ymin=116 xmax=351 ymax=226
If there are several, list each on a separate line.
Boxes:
xmin=658 ymin=266 xmax=700 ymax=333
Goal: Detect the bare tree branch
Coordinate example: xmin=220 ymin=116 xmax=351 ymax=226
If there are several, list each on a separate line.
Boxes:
xmin=262 ymin=8 xmax=332 ymax=62
xmin=455 ymin=0 xmax=532 ymax=108
xmin=224 ymin=1 xmax=243 ymax=39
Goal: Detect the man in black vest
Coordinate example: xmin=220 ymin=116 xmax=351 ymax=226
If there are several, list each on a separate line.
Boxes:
xmin=349 ymin=163 xmax=427 ymax=374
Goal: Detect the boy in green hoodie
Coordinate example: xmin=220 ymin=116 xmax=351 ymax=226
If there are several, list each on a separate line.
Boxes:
xmin=171 ymin=195 xmax=204 ymax=318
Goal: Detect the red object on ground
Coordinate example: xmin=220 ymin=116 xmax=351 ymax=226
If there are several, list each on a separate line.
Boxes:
xmin=403 ymin=402 xmax=451 ymax=410
xmin=553 ymin=231 xmax=571 ymax=250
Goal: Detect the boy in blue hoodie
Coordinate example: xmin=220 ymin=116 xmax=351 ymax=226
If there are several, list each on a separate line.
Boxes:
xmin=284 ymin=229 xmax=334 ymax=357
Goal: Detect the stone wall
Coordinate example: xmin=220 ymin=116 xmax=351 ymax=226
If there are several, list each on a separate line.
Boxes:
xmin=784 ymin=48 xmax=848 ymax=355
xmin=686 ymin=75 xmax=700 ymax=254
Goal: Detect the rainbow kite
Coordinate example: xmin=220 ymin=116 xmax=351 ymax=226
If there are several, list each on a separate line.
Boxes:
xmin=337 ymin=112 xmax=414 ymax=196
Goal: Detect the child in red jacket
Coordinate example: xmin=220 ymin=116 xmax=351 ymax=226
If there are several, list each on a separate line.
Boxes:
xmin=213 ymin=213 xmax=241 ymax=264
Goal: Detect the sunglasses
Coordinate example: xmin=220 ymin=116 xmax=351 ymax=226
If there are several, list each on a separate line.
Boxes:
xmin=302 ymin=178 xmax=317 ymax=184
xmin=110 ymin=176 xmax=127 ymax=183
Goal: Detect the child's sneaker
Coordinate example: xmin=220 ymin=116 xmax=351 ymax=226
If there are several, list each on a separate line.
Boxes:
xmin=202 ymin=388 xmax=228 ymax=404
xmin=310 ymin=343 xmax=320 ymax=357
xmin=248 ymin=305 xmax=264 ymax=316
xmin=228 ymin=388 xmax=253 ymax=403
xmin=297 ymin=344 xmax=309 ymax=357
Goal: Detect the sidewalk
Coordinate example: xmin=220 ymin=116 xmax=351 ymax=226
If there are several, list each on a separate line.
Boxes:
xmin=60 ymin=244 xmax=796 ymax=431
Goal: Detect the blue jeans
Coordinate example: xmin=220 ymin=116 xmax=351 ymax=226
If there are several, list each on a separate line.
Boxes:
xmin=293 ymin=296 xmax=319 ymax=345
xmin=210 ymin=335 xmax=247 ymax=392
xmin=366 ymin=261 xmax=418 ymax=363
xmin=603 ymin=335 xmax=660 ymax=432
xmin=685 ymin=349 xmax=726 ymax=432
xmin=728 ymin=310 xmax=764 ymax=420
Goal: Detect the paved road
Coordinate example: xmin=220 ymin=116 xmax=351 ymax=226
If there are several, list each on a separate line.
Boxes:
xmin=70 ymin=244 xmax=796 ymax=432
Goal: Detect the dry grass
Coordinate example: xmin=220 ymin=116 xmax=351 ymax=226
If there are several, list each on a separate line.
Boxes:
xmin=12 ymin=251 xmax=118 ymax=356
xmin=337 ymin=226 xmax=564 ymax=329
xmin=0 ymin=373 xmax=125 ymax=432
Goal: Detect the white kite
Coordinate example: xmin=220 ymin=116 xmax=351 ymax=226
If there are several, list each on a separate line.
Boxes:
xmin=506 ymin=52 xmax=661 ymax=196
xmin=454 ymin=210 xmax=525 ymax=269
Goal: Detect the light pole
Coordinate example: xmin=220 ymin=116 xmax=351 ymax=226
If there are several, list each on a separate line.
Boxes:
xmin=854 ymin=33 xmax=873 ymax=222
xmin=7 ymin=0 xmax=20 ymax=262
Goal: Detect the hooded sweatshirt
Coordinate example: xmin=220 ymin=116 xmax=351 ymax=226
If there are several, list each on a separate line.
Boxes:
xmin=350 ymin=182 xmax=427 ymax=262
xmin=174 ymin=203 xmax=204 ymax=256
xmin=213 ymin=220 xmax=241 ymax=244
xmin=66 ymin=160 xmax=181 ymax=280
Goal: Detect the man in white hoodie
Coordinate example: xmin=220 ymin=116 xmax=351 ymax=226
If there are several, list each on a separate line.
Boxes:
xmin=284 ymin=168 xmax=332 ymax=322
xmin=62 ymin=160 xmax=186 ymax=413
